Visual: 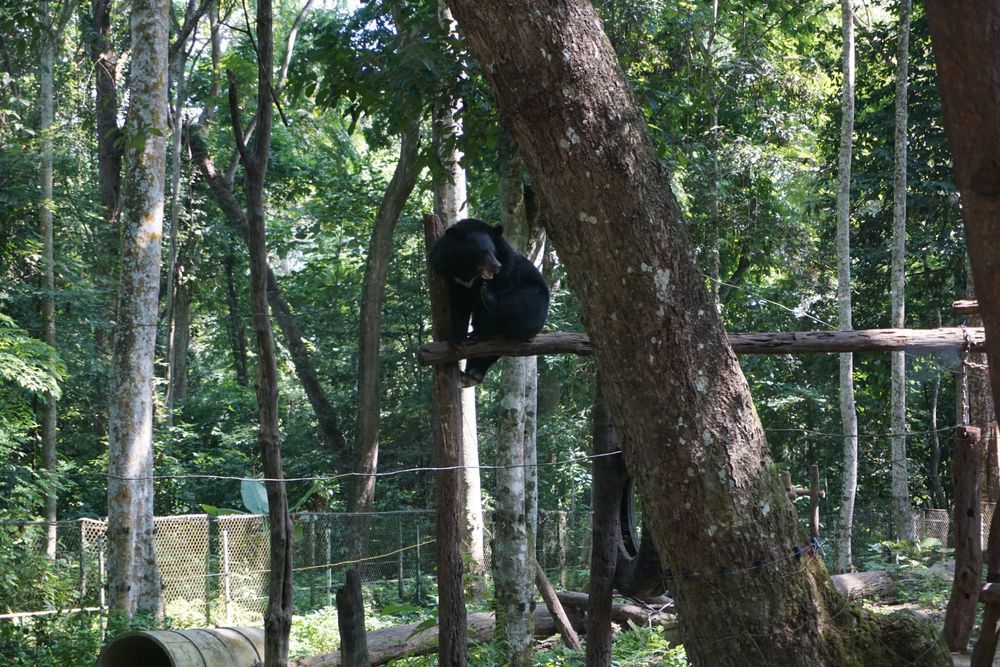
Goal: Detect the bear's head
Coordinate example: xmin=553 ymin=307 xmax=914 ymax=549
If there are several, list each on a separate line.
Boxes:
xmin=431 ymin=218 xmax=506 ymax=286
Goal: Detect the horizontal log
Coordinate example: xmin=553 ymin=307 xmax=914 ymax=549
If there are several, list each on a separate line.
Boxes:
xmin=831 ymin=570 xmax=896 ymax=599
xmin=953 ymin=299 xmax=979 ymax=316
xmin=418 ymin=328 xmax=986 ymax=365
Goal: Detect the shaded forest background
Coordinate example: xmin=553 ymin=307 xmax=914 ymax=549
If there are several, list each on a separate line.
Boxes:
xmin=0 ymin=0 xmax=970 ymax=605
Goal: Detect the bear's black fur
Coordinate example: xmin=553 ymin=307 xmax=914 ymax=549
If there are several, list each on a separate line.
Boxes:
xmin=429 ymin=218 xmax=550 ymax=387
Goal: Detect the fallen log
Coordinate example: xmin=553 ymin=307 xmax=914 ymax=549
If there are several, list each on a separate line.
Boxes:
xmin=289 ymin=590 xmax=674 ymax=667
xmin=288 ymin=612 xmax=495 ymax=667
xmin=418 ymin=328 xmax=985 ymax=365
xmin=830 ymin=570 xmax=896 ymax=599
xmin=289 ymin=575 xmax=890 ymax=666
xmin=953 ymin=299 xmax=979 ymax=316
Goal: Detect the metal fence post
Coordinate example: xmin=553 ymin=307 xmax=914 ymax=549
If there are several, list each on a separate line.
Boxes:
xmin=78 ymin=520 xmax=87 ymax=603
xmin=397 ymin=519 xmax=404 ymax=601
xmin=415 ymin=524 xmax=423 ymax=604
xmin=222 ymin=527 xmax=232 ymax=624
xmin=326 ymin=526 xmax=333 ymax=608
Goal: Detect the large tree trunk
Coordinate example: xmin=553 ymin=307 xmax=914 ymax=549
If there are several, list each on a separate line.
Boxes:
xmin=966 ymin=281 xmax=1000 ymax=502
xmin=88 ymin=0 xmax=122 ymax=229
xmin=86 ymin=0 xmax=122 ymax=371
xmin=351 ymin=119 xmax=420 ymax=533
xmin=106 ymin=0 xmax=168 ymax=618
xmin=834 ymin=0 xmax=860 ymax=574
xmin=422 ymin=214 xmax=468 ymax=666
xmin=890 ymin=0 xmax=916 ymax=543
xmin=38 ymin=0 xmax=59 ymax=560
xmin=925 ymin=4 xmax=1000 ymax=460
xmin=491 ymin=140 xmax=537 ymax=665
xmin=444 ymin=2 xmax=950 ymax=664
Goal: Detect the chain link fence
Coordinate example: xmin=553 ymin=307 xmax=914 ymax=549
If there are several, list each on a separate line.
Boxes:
xmin=0 ymin=509 xmax=595 ymax=626
xmin=1 ymin=502 xmax=988 ymax=627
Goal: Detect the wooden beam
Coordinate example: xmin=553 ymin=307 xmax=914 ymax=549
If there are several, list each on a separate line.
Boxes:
xmin=418 ymin=327 xmax=986 ymax=365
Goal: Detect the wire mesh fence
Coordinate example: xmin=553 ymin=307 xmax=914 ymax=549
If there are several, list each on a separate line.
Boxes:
xmin=0 ymin=509 xmax=594 ymax=627
xmin=0 ymin=502 xmax=982 ymax=626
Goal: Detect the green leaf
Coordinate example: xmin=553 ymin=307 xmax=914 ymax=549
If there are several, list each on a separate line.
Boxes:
xmin=241 ymin=479 xmax=269 ymax=514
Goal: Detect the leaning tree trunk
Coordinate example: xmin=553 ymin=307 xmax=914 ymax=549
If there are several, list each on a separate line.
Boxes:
xmin=351 ymin=118 xmax=420 ymax=547
xmin=106 ymin=0 xmax=168 ymax=618
xmin=190 ymin=134 xmax=349 ymax=455
xmin=834 ymin=0 xmax=860 ymax=574
xmin=444 ymin=2 xmax=949 ymax=664
xmin=926 ymin=3 xmax=1000 ymax=456
xmin=890 ymin=0 xmax=915 ymax=543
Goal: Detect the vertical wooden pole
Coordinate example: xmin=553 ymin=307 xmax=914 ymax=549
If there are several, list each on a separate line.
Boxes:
xmin=326 ymin=527 xmax=333 ymax=607
xmin=587 ymin=384 xmax=625 ymax=667
xmin=398 ymin=520 xmax=405 ymax=600
xmin=809 ymin=465 xmax=821 ymax=539
xmin=973 ymin=485 xmax=1000 ymax=666
xmin=336 ymin=568 xmax=370 ymax=667
xmin=309 ymin=516 xmax=317 ymax=610
xmin=422 ymin=212 xmax=467 ymax=666
xmin=945 ymin=426 xmax=982 ymax=651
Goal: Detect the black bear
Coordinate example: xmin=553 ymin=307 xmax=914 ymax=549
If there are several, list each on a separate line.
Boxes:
xmin=429 ymin=218 xmax=550 ymax=387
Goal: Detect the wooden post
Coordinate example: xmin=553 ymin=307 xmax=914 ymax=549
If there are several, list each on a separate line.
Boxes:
xmin=422 ymin=212 xmax=467 ymax=666
xmin=586 ymin=384 xmax=625 ymax=666
xmin=809 ymin=465 xmax=821 ymax=539
xmin=336 ymin=568 xmax=370 ymax=667
xmin=945 ymin=426 xmax=982 ymax=651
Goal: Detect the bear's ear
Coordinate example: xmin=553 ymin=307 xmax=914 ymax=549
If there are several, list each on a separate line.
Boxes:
xmin=492 ymin=224 xmax=505 ymax=237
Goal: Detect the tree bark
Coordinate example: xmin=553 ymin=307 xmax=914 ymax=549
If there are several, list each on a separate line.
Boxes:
xmin=351 ymin=119 xmax=420 ymax=536
xmin=229 ymin=0 xmax=293 ymax=660
xmin=926 ymin=2 xmax=1000 ymax=456
xmin=587 ymin=386 xmax=623 ymax=667
xmin=223 ymin=250 xmax=250 ymax=386
xmin=443 ymin=2 xmax=950 ymax=664
xmin=942 ymin=426 xmax=982 ymax=651
xmin=106 ymin=0 xmax=168 ymax=618
xmin=490 ymin=136 xmax=539 ymax=666
xmin=834 ymin=0 xmax=860 ymax=574
xmin=335 ymin=569 xmax=370 ymax=667
xmin=38 ymin=0 xmax=59 ymax=560
xmin=890 ymin=0 xmax=916 ymax=543
xmin=422 ymin=213 xmax=467 ymax=666
xmin=88 ymin=0 xmax=122 ymax=229
xmin=494 ymin=353 xmax=532 ymax=666
xmin=431 ymin=8 xmax=488 ymax=600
